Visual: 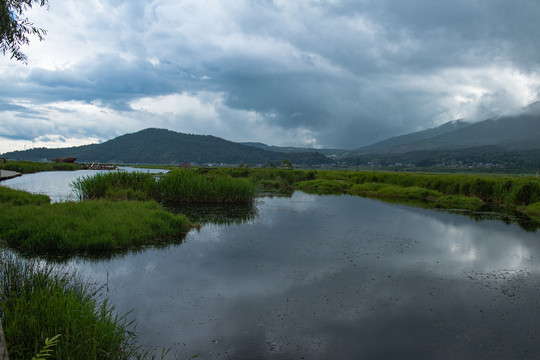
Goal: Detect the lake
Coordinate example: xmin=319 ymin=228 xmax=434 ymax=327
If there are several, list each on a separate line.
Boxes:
xmin=2 ymin=170 xmax=540 ymax=359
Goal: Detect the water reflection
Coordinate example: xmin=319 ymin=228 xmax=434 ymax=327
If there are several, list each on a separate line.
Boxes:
xmin=67 ymin=193 xmax=540 ymax=360
xmin=165 ymin=203 xmax=258 ymax=226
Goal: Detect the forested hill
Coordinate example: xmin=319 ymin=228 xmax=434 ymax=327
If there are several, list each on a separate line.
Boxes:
xmin=3 ymin=128 xmax=331 ymax=165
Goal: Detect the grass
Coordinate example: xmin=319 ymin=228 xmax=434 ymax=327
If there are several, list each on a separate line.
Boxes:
xmin=0 ymin=161 xmax=80 ymax=174
xmin=203 ymin=168 xmax=540 ymax=223
xmin=158 ymin=169 xmax=256 ymax=204
xmin=0 ymin=186 xmax=50 ymax=206
xmin=72 ymin=169 xmax=257 ymax=204
xmin=0 ymin=251 xmax=165 ymax=359
xmin=0 ymin=187 xmax=191 ymax=256
xmin=71 ymin=171 xmax=158 ymax=201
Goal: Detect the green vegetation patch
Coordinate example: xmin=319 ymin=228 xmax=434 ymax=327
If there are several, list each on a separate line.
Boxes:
xmin=0 ymin=252 xmax=158 ymax=359
xmin=71 ymin=171 xmax=157 ymax=201
xmin=159 ymin=169 xmax=256 ymax=204
xmin=0 ymin=199 xmax=191 ymax=255
xmin=350 ymin=182 xmax=484 ymax=210
xmin=296 ymin=179 xmax=351 ymax=194
xmin=523 ymin=202 xmax=540 ymax=220
xmin=72 ymin=169 xmax=257 ymax=204
xmin=0 ymin=186 xmax=50 ymax=206
xmin=0 ymin=160 xmax=80 ymax=174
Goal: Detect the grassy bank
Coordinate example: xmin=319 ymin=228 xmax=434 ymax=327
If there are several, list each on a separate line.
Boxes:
xmin=191 ymin=167 xmax=540 ymax=223
xmin=0 ymin=251 xmax=164 ymax=359
xmin=72 ymin=169 xmax=257 ymax=204
xmin=0 ymin=186 xmax=191 ymax=256
xmin=0 ymin=160 xmax=80 ymax=174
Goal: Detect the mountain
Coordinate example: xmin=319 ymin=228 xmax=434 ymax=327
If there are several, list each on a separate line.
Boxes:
xmin=3 ymin=128 xmax=331 ymax=165
xmin=347 ymin=102 xmax=540 ymax=156
xmin=241 ymin=142 xmax=347 ymax=156
xmin=349 ymin=119 xmax=471 ymax=155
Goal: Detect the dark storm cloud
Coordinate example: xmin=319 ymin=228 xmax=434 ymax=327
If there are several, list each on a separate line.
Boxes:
xmin=0 ymin=0 xmax=539 ymax=151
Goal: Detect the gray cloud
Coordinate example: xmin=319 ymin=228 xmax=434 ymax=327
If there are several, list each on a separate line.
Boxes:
xmin=0 ymin=0 xmax=538 ymax=151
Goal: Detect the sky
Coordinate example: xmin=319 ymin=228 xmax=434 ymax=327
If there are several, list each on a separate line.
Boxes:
xmin=1 ymin=0 xmax=539 ymax=153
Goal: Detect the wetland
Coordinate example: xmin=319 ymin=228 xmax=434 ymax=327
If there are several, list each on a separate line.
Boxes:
xmin=1 ymin=168 xmax=540 ymax=359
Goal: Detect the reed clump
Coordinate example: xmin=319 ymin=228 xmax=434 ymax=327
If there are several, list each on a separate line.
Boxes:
xmin=0 ymin=198 xmax=191 ymax=255
xmin=71 ymin=171 xmax=158 ymax=201
xmin=0 ymin=252 xmax=161 ymax=359
xmin=72 ymin=169 xmax=257 ymax=204
xmin=0 ymin=160 xmax=80 ymax=174
xmin=158 ymin=169 xmax=256 ymax=204
xmin=0 ymin=186 xmax=50 ymax=206
xmin=0 ymin=186 xmax=191 ymax=255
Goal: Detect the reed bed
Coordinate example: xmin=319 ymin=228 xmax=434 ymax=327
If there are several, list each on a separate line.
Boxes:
xmin=0 ymin=160 xmax=80 ymax=174
xmin=0 ymin=186 xmax=50 ymax=206
xmin=0 ymin=197 xmax=191 ymax=255
xmin=72 ymin=169 xmax=257 ymax=204
xmin=0 ymin=251 xmax=163 ymax=359
xmin=158 ymin=169 xmax=256 ymax=204
xmin=71 ymin=171 xmax=158 ymax=200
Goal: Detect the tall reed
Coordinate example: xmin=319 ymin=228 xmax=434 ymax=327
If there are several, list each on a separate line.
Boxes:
xmin=72 ymin=169 xmax=257 ymax=204
xmin=157 ymin=169 xmax=256 ymax=204
xmin=0 ymin=251 xmax=151 ymax=360
xmin=71 ymin=171 xmax=158 ymax=200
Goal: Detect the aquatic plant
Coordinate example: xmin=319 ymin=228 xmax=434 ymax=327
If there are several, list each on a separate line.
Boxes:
xmin=0 ymin=160 xmax=80 ymax=174
xmin=0 ymin=199 xmax=191 ymax=255
xmin=0 ymin=252 xmax=164 ymax=359
xmin=0 ymin=186 xmax=50 ymax=206
xmin=72 ymin=169 xmax=257 ymax=204
xmin=71 ymin=170 xmax=158 ymax=201
xmin=157 ymin=169 xmax=256 ymax=204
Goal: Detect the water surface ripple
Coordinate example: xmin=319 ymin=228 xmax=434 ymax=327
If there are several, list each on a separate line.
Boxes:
xmin=66 ymin=192 xmax=540 ymax=360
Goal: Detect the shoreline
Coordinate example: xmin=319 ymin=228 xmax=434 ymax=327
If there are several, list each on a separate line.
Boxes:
xmin=0 ymin=170 xmax=21 ymax=181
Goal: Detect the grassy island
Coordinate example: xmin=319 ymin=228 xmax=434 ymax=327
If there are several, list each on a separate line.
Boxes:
xmin=0 ymin=160 xmax=80 ymax=174
xmin=0 ymin=186 xmax=191 ymax=256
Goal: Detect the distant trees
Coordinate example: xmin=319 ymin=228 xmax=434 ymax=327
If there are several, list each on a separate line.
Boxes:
xmin=0 ymin=0 xmax=48 ymax=62
xmin=281 ymin=159 xmax=293 ymax=169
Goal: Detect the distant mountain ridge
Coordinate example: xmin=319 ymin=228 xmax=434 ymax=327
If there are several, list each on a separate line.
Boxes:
xmin=3 ymin=128 xmax=331 ymax=165
xmin=241 ymin=142 xmax=347 ymax=156
xmin=347 ymin=102 xmax=540 ymax=157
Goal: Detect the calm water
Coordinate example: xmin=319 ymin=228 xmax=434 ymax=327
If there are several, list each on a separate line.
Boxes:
xmin=3 ymin=171 xmax=540 ymax=359
xmin=1 ymin=167 xmax=166 ymax=202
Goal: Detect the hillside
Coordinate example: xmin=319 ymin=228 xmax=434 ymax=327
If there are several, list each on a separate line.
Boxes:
xmin=350 ymin=119 xmax=471 ymax=155
xmin=241 ymin=142 xmax=347 ymax=156
xmin=348 ymin=102 xmax=540 ymax=156
xmin=3 ymin=128 xmax=331 ymax=165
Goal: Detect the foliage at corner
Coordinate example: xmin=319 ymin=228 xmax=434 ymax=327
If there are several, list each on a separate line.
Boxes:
xmin=0 ymin=0 xmax=48 ymax=62
xmin=0 ymin=252 xmax=160 ymax=359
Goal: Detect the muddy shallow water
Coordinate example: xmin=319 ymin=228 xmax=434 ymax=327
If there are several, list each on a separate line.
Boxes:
xmin=3 ymin=171 xmax=540 ymax=359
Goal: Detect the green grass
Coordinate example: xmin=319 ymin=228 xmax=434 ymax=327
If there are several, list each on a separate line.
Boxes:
xmin=0 ymin=199 xmax=191 ymax=255
xmin=523 ymin=202 xmax=540 ymax=220
xmin=349 ymin=182 xmax=485 ymax=210
xmin=71 ymin=171 xmax=158 ymax=201
xmin=72 ymin=169 xmax=257 ymax=204
xmin=206 ymin=168 xmax=540 ymax=223
xmin=158 ymin=169 xmax=256 ymax=204
xmin=0 ymin=161 xmax=80 ymax=174
xmin=0 ymin=252 xmax=165 ymax=359
xmin=0 ymin=186 xmax=50 ymax=206
xmin=0 ymin=186 xmax=191 ymax=256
